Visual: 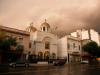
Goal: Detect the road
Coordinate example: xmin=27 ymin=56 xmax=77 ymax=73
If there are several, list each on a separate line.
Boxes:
xmin=0 ymin=63 xmax=100 ymax=75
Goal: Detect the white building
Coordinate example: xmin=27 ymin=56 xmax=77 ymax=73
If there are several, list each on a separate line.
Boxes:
xmin=58 ymin=29 xmax=100 ymax=63
xmin=0 ymin=25 xmax=30 ymax=54
xmin=27 ymin=20 xmax=58 ymax=60
xmin=58 ymin=35 xmax=81 ymax=63
xmin=71 ymin=29 xmax=100 ymax=45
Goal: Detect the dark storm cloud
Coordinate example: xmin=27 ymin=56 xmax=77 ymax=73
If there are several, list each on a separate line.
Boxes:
xmin=82 ymin=1 xmax=100 ymax=33
xmin=0 ymin=0 xmax=100 ymax=36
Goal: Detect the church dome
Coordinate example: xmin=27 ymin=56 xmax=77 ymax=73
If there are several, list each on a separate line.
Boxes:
xmin=26 ymin=22 xmax=37 ymax=32
xmin=41 ymin=19 xmax=50 ymax=28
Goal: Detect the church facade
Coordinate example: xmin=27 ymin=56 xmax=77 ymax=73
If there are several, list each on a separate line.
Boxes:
xmin=27 ymin=20 xmax=58 ymax=60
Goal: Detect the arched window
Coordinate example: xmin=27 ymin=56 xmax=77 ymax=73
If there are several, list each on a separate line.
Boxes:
xmin=29 ymin=42 xmax=31 ymax=48
xmin=45 ymin=42 xmax=50 ymax=49
xmin=52 ymin=53 xmax=56 ymax=59
xmin=79 ymin=45 xmax=81 ymax=50
xmin=41 ymin=27 xmax=42 ymax=31
xmin=73 ymin=43 xmax=76 ymax=48
xmin=43 ymin=27 xmax=45 ymax=31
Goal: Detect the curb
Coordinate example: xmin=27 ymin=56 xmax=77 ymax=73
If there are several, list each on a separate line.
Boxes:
xmin=29 ymin=64 xmax=53 ymax=67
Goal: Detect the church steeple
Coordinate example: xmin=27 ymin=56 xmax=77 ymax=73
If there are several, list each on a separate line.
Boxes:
xmin=40 ymin=19 xmax=50 ymax=32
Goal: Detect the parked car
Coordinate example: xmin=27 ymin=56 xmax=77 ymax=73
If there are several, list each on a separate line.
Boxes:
xmin=9 ymin=61 xmax=29 ymax=68
xmin=80 ymin=60 xmax=89 ymax=64
xmin=53 ymin=59 xmax=67 ymax=66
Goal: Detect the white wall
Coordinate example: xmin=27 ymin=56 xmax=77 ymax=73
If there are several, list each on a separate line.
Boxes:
xmin=71 ymin=32 xmax=77 ymax=37
xmin=58 ymin=36 xmax=68 ymax=58
xmin=30 ymin=31 xmax=37 ymax=41
xmin=90 ymin=29 xmax=100 ymax=45
xmin=70 ymin=29 xmax=100 ymax=45
xmin=81 ymin=30 xmax=89 ymax=40
xmin=71 ymin=29 xmax=89 ymax=40
xmin=58 ymin=35 xmax=81 ymax=58
xmin=67 ymin=38 xmax=81 ymax=53
xmin=50 ymin=43 xmax=58 ymax=58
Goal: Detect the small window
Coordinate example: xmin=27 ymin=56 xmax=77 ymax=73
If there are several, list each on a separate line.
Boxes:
xmin=29 ymin=42 xmax=31 ymax=48
xmin=73 ymin=43 xmax=75 ymax=48
xmin=79 ymin=45 xmax=81 ymax=50
xmin=45 ymin=42 xmax=50 ymax=49
xmin=67 ymin=43 xmax=70 ymax=49
xmin=43 ymin=27 xmax=45 ymax=31
xmin=41 ymin=27 xmax=42 ymax=30
xmin=19 ymin=36 xmax=23 ymax=40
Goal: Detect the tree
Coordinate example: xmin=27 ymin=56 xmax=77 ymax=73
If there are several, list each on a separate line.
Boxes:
xmin=16 ymin=45 xmax=24 ymax=53
xmin=97 ymin=46 xmax=100 ymax=57
xmin=0 ymin=31 xmax=6 ymax=51
xmin=82 ymin=41 xmax=99 ymax=57
xmin=14 ymin=45 xmax=24 ymax=62
xmin=0 ymin=31 xmax=17 ymax=63
xmin=0 ymin=36 xmax=17 ymax=52
xmin=82 ymin=41 xmax=100 ymax=63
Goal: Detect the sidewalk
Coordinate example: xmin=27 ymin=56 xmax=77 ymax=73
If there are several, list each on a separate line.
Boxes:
xmin=0 ymin=63 xmax=54 ymax=68
xmin=29 ymin=63 xmax=53 ymax=67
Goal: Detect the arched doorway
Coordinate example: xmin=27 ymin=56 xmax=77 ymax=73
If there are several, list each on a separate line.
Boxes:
xmin=38 ymin=52 xmax=43 ymax=61
xmin=52 ymin=53 xmax=56 ymax=59
xmin=42 ymin=37 xmax=52 ymax=50
xmin=44 ymin=51 xmax=50 ymax=61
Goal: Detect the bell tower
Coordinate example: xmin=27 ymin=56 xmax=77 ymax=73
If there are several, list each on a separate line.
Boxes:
xmin=40 ymin=19 xmax=50 ymax=32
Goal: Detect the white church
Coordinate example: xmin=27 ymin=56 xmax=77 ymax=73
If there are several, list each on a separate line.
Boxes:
xmin=27 ymin=20 xmax=58 ymax=60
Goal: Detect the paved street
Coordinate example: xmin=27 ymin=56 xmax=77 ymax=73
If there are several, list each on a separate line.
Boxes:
xmin=0 ymin=63 xmax=100 ymax=75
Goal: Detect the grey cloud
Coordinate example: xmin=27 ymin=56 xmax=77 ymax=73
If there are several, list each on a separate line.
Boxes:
xmin=0 ymin=0 xmax=100 ymax=37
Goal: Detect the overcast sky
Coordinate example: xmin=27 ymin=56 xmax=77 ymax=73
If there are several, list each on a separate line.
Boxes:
xmin=0 ymin=0 xmax=100 ymax=36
